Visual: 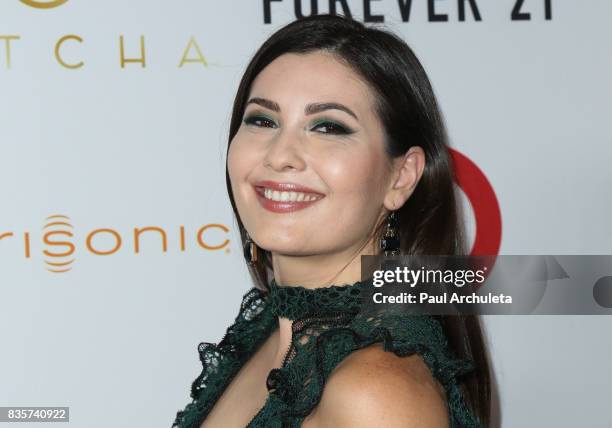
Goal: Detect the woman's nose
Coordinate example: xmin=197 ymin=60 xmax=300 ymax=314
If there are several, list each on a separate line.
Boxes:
xmin=262 ymin=126 xmax=307 ymax=172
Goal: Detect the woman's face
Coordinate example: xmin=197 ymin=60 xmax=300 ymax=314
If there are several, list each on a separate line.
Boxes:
xmin=228 ymin=51 xmax=397 ymax=258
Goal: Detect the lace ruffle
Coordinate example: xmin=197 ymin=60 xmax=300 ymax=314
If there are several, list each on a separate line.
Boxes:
xmin=249 ymin=308 xmax=482 ymax=428
xmin=172 ymin=287 xmax=275 ymax=428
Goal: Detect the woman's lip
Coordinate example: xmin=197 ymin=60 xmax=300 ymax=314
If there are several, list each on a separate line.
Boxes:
xmin=253 ymin=180 xmax=324 ymax=196
xmin=253 ymin=185 xmax=325 ymax=213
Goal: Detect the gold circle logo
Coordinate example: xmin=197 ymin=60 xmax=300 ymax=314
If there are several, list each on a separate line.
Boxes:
xmin=19 ymin=0 xmax=68 ymax=9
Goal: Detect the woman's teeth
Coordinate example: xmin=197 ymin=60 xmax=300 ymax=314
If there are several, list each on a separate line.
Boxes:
xmin=263 ymin=188 xmax=321 ymax=202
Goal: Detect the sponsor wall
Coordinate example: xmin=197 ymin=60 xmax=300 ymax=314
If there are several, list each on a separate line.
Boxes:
xmin=1 ymin=1 xmax=610 ymax=426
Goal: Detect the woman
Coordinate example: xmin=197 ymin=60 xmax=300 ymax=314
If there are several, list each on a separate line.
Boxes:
xmin=172 ymin=13 xmax=492 ymax=428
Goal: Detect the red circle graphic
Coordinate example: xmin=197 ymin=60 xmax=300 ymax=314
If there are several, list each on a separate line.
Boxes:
xmin=450 ymin=148 xmax=502 ymax=256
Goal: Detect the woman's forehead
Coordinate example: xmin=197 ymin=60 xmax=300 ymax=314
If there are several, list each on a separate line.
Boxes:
xmin=249 ymin=52 xmax=376 ymax=113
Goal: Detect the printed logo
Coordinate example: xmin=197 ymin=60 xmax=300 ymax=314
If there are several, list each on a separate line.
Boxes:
xmin=0 ymin=214 xmax=231 ymax=274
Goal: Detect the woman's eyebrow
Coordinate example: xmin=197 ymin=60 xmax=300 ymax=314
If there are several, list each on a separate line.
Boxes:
xmin=305 ymin=102 xmax=358 ymax=121
xmin=246 ymin=97 xmax=280 ymax=112
xmin=245 ymin=97 xmax=359 ymax=121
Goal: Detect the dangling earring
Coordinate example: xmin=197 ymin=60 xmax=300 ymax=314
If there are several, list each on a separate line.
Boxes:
xmin=243 ymin=231 xmax=258 ymax=264
xmin=379 ymin=210 xmax=400 ymax=256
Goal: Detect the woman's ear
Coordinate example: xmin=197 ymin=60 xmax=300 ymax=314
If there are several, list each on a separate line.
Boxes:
xmin=383 ymin=146 xmax=425 ymax=210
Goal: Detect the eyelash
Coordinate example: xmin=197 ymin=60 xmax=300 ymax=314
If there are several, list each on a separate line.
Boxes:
xmin=242 ymin=115 xmax=354 ymax=136
xmin=243 ymin=115 xmax=277 ymax=129
xmin=311 ymin=120 xmax=353 ymax=136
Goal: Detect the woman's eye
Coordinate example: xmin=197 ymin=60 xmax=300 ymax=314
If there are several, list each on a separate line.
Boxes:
xmin=312 ymin=121 xmax=352 ymax=135
xmin=243 ymin=115 xmax=277 ymax=128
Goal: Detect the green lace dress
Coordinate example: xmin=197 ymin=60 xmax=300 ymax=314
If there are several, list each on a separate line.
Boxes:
xmin=172 ymin=277 xmax=483 ymax=427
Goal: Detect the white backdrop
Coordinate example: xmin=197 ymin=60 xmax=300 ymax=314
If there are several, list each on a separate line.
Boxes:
xmin=1 ymin=1 xmax=611 ymax=427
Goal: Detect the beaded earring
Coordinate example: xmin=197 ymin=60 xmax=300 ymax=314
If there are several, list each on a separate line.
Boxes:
xmin=379 ymin=210 xmax=401 ymax=256
xmin=243 ymin=231 xmax=258 ymax=264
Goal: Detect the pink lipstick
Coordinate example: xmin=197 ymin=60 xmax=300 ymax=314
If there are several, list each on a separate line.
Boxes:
xmin=252 ymin=180 xmax=325 ymax=213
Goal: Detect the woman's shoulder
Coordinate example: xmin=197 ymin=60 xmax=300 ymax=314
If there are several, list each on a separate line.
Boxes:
xmin=307 ymin=341 xmax=449 ymax=428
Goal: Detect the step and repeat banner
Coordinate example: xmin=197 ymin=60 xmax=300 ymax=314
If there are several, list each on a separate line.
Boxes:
xmin=1 ymin=1 xmax=611 ymax=427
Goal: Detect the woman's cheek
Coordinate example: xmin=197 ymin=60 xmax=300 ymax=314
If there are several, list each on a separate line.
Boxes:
xmin=324 ymin=150 xmax=377 ymax=190
xmin=229 ymin=134 xmax=255 ymax=172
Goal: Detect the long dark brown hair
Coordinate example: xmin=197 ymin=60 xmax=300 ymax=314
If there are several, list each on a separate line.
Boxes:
xmin=225 ymin=14 xmax=497 ymax=427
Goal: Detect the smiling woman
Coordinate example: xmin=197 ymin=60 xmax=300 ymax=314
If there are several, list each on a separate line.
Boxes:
xmin=172 ymin=13 xmax=493 ymax=428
